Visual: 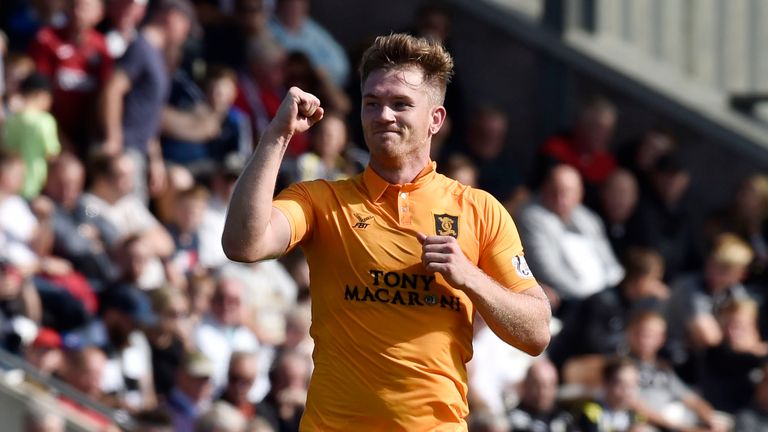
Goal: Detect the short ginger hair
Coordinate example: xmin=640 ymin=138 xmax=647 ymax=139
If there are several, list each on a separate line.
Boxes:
xmin=359 ymin=33 xmax=454 ymax=105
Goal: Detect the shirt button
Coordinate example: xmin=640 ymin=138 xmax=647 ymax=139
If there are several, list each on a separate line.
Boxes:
xmin=400 ymin=192 xmax=408 ymax=199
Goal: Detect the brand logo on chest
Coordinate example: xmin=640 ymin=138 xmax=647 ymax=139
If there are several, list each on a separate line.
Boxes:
xmin=352 ymin=213 xmax=374 ymax=229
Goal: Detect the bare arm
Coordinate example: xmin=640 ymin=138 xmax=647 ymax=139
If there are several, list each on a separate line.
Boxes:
xmin=100 ymin=70 xmax=131 ymax=154
xmin=160 ymin=104 xmax=220 ymax=142
xmin=418 ymin=234 xmax=551 ymax=355
xmin=687 ymin=314 xmax=722 ymax=350
xmin=222 ymin=87 xmax=324 ymax=262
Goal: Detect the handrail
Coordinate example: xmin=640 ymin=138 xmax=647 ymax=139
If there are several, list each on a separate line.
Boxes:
xmin=0 ymin=348 xmax=135 ymax=431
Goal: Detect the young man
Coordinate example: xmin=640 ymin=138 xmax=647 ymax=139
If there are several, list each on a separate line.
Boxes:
xmin=223 ymin=33 xmax=551 ymax=430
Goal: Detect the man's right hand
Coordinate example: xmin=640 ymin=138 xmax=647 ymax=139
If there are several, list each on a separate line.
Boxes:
xmin=266 ymin=87 xmax=324 ymax=140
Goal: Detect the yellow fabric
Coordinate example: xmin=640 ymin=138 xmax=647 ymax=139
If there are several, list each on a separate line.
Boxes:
xmin=273 ymin=162 xmax=538 ymax=431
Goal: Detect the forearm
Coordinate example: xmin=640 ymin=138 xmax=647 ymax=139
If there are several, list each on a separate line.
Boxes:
xmin=461 ymin=269 xmax=551 ymax=355
xmin=161 ymin=106 xmax=217 ymax=142
xmin=222 ymin=129 xmax=291 ymax=261
xmin=101 ymin=84 xmax=125 ymax=148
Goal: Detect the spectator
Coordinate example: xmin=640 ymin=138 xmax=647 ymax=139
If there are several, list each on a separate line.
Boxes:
xmin=81 ymin=152 xmax=174 ymax=288
xmin=198 ymin=154 xmax=243 ymax=269
xmin=100 ymin=0 xmax=195 ymax=199
xmin=165 ymin=351 xmax=216 ymax=431
xmin=28 ymin=0 xmax=112 ymax=155
xmin=664 ymin=233 xmax=754 ymax=378
xmin=596 ymin=168 xmax=640 ymax=258
xmin=166 ymin=185 xmax=209 ymax=277
xmin=626 ymin=310 xmax=725 ymax=432
xmin=268 ymin=0 xmax=350 ymax=87
xmin=534 ymin=96 xmax=618 ymax=206
xmin=201 ymin=0 xmax=272 ymax=70
xmin=3 ymin=54 xmax=36 ymax=114
xmin=194 ymin=276 xmax=262 ymax=399
xmin=550 ymin=247 xmax=667 ymax=368
xmin=617 ymin=128 xmax=677 ymax=194
xmin=441 ymin=153 xmax=478 ymax=188
xmin=627 ymin=152 xmax=702 ymax=281
xmin=196 ymin=401 xmax=247 ymax=432
xmin=284 ymin=51 xmax=351 ymax=117
xmin=146 ymin=287 xmax=192 ymax=398
xmin=219 ymin=351 xmax=263 ymax=421
xmin=204 ymin=66 xmax=253 ymax=163
xmin=0 ymin=259 xmax=42 ymax=354
xmin=281 ymin=303 xmax=312 ymax=360
xmin=705 ymin=174 xmax=768 ymax=284
xmin=43 ymin=153 xmax=120 ymax=289
xmin=517 ymin=164 xmax=624 ymax=312
xmin=58 ymin=347 xmax=115 ymax=428
xmin=507 ymin=359 xmax=577 ymax=432
xmin=0 ymin=152 xmax=42 ymax=274
xmin=101 ymin=0 xmax=148 ymax=58
xmin=733 ymin=361 xmax=768 ymax=431
xmin=255 ymin=350 xmax=310 ymax=432
xmin=293 ymin=111 xmax=350 ymax=182
xmin=2 ymin=72 xmax=61 ymax=198
xmin=459 ymin=106 xmax=528 ymax=213
xmin=577 ymin=357 xmax=648 ymax=432
xmin=24 ymin=327 xmax=64 ymax=375
xmin=700 ymin=298 xmax=768 ymax=414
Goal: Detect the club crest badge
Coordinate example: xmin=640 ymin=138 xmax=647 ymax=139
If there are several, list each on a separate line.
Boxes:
xmin=434 ymin=214 xmax=459 ymax=238
xmin=513 ymin=255 xmax=533 ymax=278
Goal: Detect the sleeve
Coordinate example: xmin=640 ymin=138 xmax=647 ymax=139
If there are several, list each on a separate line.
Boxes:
xmin=272 ymin=182 xmax=317 ymax=251
xmin=116 ymin=40 xmax=145 ymax=81
xmin=41 ymin=113 xmax=61 ymax=157
xmin=476 ymin=191 xmax=538 ymax=293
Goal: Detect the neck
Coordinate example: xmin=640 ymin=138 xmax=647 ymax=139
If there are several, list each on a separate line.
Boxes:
xmin=142 ymin=25 xmax=165 ymax=49
xmin=369 ymin=156 xmax=430 ymax=185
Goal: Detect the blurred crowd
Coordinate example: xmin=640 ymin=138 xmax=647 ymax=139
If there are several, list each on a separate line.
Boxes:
xmin=1 ymin=0 xmax=768 ymax=431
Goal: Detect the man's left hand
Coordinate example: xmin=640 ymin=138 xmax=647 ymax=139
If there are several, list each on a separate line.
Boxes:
xmin=417 ymin=233 xmax=476 ymax=289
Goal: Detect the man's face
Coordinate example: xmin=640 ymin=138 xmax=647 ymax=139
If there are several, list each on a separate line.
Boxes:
xmin=361 ymin=67 xmax=444 ymax=166
xmin=226 ymin=357 xmax=258 ymax=403
xmin=211 ymin=279 xmax=244 ymax=326
xmin=605 ymin=366 xmax=638 ymax=410
xmin=522 ymin=362 xmax=558 ymax=413
xmin=628 ymin=318 xmax=666 ymax=359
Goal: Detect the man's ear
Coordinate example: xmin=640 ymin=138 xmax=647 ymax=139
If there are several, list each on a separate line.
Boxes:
xmin=430 ymin=106 xmax=447 ymax=136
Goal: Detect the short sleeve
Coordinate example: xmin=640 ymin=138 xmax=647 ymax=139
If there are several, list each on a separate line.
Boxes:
xmin=117 ymin=39 xmax=146 ymax=81
xmin=273 ymin=182 xmax=316 ymax=251
xmin=476 ymin=191 xmax=538 ymax=293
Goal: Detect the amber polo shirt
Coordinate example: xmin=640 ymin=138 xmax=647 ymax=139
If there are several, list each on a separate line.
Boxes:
xmin=273 ymin=162 xmax=538 ymax=431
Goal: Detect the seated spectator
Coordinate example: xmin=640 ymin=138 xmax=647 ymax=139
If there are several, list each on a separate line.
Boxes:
xmin=0 ymin=152 xmax=42 ymax=273
xmin=281 ymin=303 xmax=312 ymax=361
xmin=457 ymin=106 xmax=527 ymax=213
xmin=24 ymin=327 xmax=64 ymax=376
xmin=507 ymin=359 xmax=577 ymax=432
xmin=28 ymin=0 xmax=112 ymax=155
xmin=196 ymin=401 xmax=247 ymax=432
xmin=0 ymin=259 xmax=42 ymax=354
xmin=81 ymin=152 xmax=174 ymax=288
xmin=166 ymin=185 xmax=209 ymax=278
xmin=517 ymin=164 xmax=624 ymax=312
xmin=293 ymin=112 xmax=350 ymax=182
xmin=204 ymin=66 xmax=253 ymax=163
xmin=146 ymin=287 xmax=192 ymax=399
xmin=733 ymin=361 xmax=768 ymax=431
xmin=58 ymin=347 xmax=116 ymax=428
xmin=627 ymin=153 xmax=702 ymax=281
xmin=534 ymin=96 xmax=618 ymax=207
xmin=577 ymin=357 xmax=648 ymax=432
xmin=626 ymin=310 xmax=725 ymax=432
xmin=1 ymin=72 xmax=61 ymax=198
xmin=665 ymin=233 xmax=754 ymax=377
xmin=164 ymin=351 xmax=216 ymax=431
xmin=268 ymin=0 xmax=350 ymax=87
xmin=550 ymin=247 xmax=667 ymax=368
xmin=219 ymin=351 xmax=265 ymax=422
xmin=256 ymin=350 xmax=310 ymax=432
xmin=284 ymin=51 xmax=351 ymax=117
xmin=441 ymin=153 xmax=478 ymax=188
xmin=617 ymin=128 xmax=677 ymax=193
xmin=198 ymin=154 xmax=243 ymax=269
xmin=43 ymin=153 xmax=120 ymax=290
xmin=705 ymin=173 xmax=768 ymax=284
xmin=194 ymin=276 xmax=263 ymax=400
xmin=596 ymin=168 xmax=640 ymax=258
xmin=701 ymin=298 xmax=768 ymax=414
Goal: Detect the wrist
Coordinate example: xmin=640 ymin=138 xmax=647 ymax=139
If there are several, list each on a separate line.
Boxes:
xmin=260 ymin=127 xmax=293 ymax=149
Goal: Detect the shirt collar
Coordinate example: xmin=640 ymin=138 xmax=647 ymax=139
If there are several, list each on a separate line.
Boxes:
xmin=363 ymin=161 xmax=437 ymax=202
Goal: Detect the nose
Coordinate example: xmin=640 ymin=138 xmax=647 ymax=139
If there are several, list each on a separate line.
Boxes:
xmin=370 ymin=104 xmax=395 ymax=124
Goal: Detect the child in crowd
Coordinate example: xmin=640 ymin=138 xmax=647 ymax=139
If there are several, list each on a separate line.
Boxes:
xmin=1 ymin=72 xmax=61 ymax=198
xmin=204 ymin=66 xmax=253 ymax=163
